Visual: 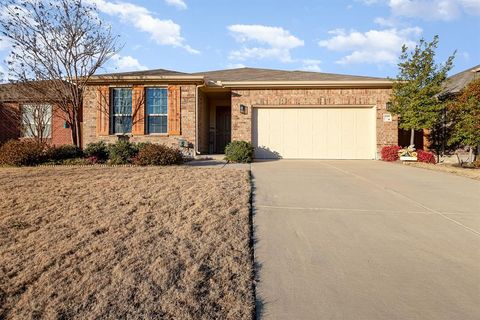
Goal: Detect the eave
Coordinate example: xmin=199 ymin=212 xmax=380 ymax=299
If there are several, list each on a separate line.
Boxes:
xmin=218 ymin=80 xmax=393 ymax=89
xmin=86 ymin=75 xmax=205 ymax=85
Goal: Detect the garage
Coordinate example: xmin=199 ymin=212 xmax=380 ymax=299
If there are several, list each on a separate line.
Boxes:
xmin=252 ymin=107 xmax=376 ymax=159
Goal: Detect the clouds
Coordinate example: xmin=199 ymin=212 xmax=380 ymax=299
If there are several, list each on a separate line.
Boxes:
xmin=319 ymin=27 xmax=422 ymax=65
xmin=111 ymin=54 xmax=148 ymax=72
xmin=227 ymin=24 xmax=304 ymax=62
xmin=361 ymin=0 xmax=480 ymax=21
xmin=88 ymin=0 xmax=198 ymax=53
xmin=300 ymin=59 xmax=322 ymax=72
xmin=165 ymin=0 xmax=187 ymax=10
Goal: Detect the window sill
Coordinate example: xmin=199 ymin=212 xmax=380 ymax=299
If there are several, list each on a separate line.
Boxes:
xmin=146 ymin=133 xmax=169 ymax=136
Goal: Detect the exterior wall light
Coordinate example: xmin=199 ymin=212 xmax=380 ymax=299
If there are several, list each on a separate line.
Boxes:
xmin=240 ymin=104 xmax=247 ymax=114
xmin=386 ymin=101 xmax=392 ymax=111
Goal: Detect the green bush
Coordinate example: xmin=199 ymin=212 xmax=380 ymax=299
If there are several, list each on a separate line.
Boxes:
xmin=133 ymin=143 xmax=183 ymax=166
xmin=84 ymin=141 xmax=109 ymax=161
xmin=107 ymin=140 xmax=139 ymax=164
xmin=45 ymin=145 xmax=83 ymax=162
xmin=224 ymin=140 xmax=254 ymax=163
xmin=0 ymin=139 xmax=45 ymax=166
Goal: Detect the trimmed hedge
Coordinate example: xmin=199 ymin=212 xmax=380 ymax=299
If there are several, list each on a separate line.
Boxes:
xmin=381 ymin=145 xmax=401 ymax=162
xmin=225 ymin=141 xmax=254 ymax=163
xmin=0 ymin=140 xmax=45 ymax=166
xmin=45 ymin=145 xmax=83 ymax=161
xmin=84 ymin=141 xmax=109 ymax=161
xmin=107 ymin=140 xmax=139 ymax=164
xmin=417 ymin=150 xmax=436 ymax=164
xmin=134 ymin=144 xmax=183 ymax=166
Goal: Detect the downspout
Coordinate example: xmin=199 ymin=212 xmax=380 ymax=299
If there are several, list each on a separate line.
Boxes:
xmin=194 ymin=82 xmax=206 ymax=156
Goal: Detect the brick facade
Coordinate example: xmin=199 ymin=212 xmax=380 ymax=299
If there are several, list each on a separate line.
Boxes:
xmin=0 ymin=102 xmax=73 ymax=146
xmin=231 ymin=88 xmax=397 ymax=156
xmin=82 ymin=84 xmax=197 ymax=154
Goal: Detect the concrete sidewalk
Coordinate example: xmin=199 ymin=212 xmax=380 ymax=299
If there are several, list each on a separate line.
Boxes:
xmin=252 ymin=160 xmax=480 ymax=320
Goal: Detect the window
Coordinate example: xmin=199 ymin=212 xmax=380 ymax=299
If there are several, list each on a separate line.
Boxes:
xmin=21 ymin=104 xmax=52 ymax=138
xmin=111 ymin=88 xmax=132 ymax=134
xmin=146 ymin=88 xmax=168 ymax=134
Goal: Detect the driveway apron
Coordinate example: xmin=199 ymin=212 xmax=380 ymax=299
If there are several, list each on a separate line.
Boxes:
xmin=252 ymin=160 xmax=480 ymax=320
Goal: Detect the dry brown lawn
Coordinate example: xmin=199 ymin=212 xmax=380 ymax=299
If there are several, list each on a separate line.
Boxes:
xmin=404 ymin=162 xmax=480 ymax=181
xmin=0 ymin=166 xmax=253 ymax=319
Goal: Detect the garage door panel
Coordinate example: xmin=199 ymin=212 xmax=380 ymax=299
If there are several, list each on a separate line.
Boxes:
xmin=253 ymin=107 xmax=375 ymax=159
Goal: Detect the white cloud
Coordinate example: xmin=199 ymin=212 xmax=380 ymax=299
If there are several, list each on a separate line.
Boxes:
xmin=361 ymin=0 xmax=480 ymax=20
xmin=165 ymin=0 xmax=187 ymax=10
xmin=300 ymin=59 xmax=322 ymax=72
xmin=87 ymin=0 xmax=198 ymax=53
xmin=111 ymin=54 xmax=148 ymax=72
xmin=226 ymin=63 xmax=246 ymax=69
xmin=227 ymin=24 xmax=304 ymax=63
xmin=389 ymin=0 xmax=461 ymax=20
xmin=319 ymin=27 xmax=422 ymax=65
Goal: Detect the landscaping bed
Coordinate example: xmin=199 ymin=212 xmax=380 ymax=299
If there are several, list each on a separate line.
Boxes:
xmin=403 ymin=162 xmax=480 ymax=181
xmin=0 ymin=166 xmax=253 ymax=319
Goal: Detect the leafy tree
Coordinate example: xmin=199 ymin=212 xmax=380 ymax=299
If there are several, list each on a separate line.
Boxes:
xmin=390 ymin=35 xmax=455 ymax=147
xmin=447 ymin=78 xmax=480 ymax=163
xmin=0 ymin=0 xmax=120 ymax=147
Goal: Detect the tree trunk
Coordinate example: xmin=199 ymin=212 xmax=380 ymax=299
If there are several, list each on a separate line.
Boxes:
xmin=410 ymin=128 xmax=415 ymax=147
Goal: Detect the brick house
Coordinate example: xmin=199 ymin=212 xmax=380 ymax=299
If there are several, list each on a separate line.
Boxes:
xmin=0 ymin=82 xmax=74 ymax=146
xmin=83 ymin=67 xmax=397 ymax=159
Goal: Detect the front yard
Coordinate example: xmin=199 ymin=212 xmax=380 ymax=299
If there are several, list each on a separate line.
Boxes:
xmin=0 ymin=166 xmax=253 ymax=319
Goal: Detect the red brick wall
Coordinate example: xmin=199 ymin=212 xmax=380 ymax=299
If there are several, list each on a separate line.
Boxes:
xmin=0 ymin=102 xmax=73 ymax=146
xmin=231 ymin=88 xmax=397 ymax=156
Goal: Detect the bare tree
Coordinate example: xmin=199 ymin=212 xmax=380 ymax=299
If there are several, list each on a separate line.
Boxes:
xmin=0 ymin=0 xmax=120 ymax=147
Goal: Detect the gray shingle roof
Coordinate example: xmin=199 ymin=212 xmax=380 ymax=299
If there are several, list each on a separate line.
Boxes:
xmin=443 ymin=64 xmax=480 ymax=94
xmin=92 ymin=67 xmax=388 ymax=82
xmin=192 ymin=67 xmax=388 ymax=82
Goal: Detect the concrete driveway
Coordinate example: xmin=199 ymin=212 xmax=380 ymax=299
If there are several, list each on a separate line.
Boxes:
xmin=252 ymin=160 xmax=480 ymax=320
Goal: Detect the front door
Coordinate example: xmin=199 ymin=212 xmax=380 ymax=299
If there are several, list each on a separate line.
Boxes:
xmin=215 ymin=106 xmax=231 ymax=153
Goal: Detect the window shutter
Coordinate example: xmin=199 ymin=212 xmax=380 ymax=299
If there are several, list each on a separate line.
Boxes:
xmin=132 ymin=85 xmax=145 ymax=135
xmin=96 ymin=86 xmax=110 ymax=136
xmin=168 ymin=85 xmax=181 ymax=135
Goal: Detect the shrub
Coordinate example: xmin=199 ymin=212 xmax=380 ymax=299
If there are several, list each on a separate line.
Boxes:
xmin=84 ymin=141 xmax=108 ymax=161
xmin=107 ymin=140 xmax=139 ymax=164
xmin=473 ymin=160 xmax=480 ymax=168
xmin=0 ymin=139 xmax=45 ymax=166
xmin=133 ymin=144 xmax=183 ymax=166
xmin=45 ymin=145 xmax=82 ymax=162
xmin=417 ymin=150 xmax=436 ymax=164
xmin=224 ymin=141 xmax=254 ymax=163
xmin=380 ymin=145 xmax=401 ymax=162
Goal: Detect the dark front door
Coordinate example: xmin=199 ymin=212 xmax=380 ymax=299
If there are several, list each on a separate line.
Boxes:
xmin=215 ymin=106 xmax=231 ymax=153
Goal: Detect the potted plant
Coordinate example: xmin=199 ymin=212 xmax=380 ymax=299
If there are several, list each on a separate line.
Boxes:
xmin=398 ymin=145 xmax=418 ymax=161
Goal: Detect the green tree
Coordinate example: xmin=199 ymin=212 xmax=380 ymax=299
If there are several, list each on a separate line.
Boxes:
xmin=390 ymin=35 xmax=455 ymax=147
xmin=447 ymin=78 xmax=480 ymax=163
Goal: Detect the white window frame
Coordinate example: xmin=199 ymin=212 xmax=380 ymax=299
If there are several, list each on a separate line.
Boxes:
xmin=21 ymin=104 xmax=52 ymax=138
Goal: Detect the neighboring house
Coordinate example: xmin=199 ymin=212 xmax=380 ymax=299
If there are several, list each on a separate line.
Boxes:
xmin=83 ymin=67 xmax=396 ymax=159
xmin=0 ymin=82 xmax=74 ymax=146
xmin=442 ymin=64 xmax=480 ymax=97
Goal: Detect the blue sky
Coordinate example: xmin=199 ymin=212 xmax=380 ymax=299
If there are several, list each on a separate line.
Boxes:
xmin=1 ymin=0 xmax=480 ymax=78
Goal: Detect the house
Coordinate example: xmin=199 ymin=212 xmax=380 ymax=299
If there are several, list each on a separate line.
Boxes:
xmin=442 ymin=64 xmax=480 ymax=97
xmin=83 ymin=67 xmax=396 ymax=159
xmin=0 ymin=82 xmax=75 ymax=146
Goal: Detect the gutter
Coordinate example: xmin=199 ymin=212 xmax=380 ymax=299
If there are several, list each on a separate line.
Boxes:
xmin=218 ymin=80 xmax=393 ymax=89
xmin=86 ymin=75 xmax=205 ymax=85
xmin=194 ymin=83 xmax=206 ymax=155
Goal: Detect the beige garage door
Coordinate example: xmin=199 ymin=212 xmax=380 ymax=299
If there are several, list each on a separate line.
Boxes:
xmin=252 ymin=107 xmax=376 ymax=159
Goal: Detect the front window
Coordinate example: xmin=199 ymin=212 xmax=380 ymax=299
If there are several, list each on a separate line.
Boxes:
xmin=111 ymin=88 xmax=132 ymax=134
xmin=22 ymin=104 xmax=52 ymax=139
xmin=146 ymin=88 xmax=168 ymax=134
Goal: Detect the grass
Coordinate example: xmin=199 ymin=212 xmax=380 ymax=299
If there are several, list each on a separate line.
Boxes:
xmin=0 ymin=166 xmax=253 ymax=319
xmin=404 ymin=162 xmax=480 ymax=180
